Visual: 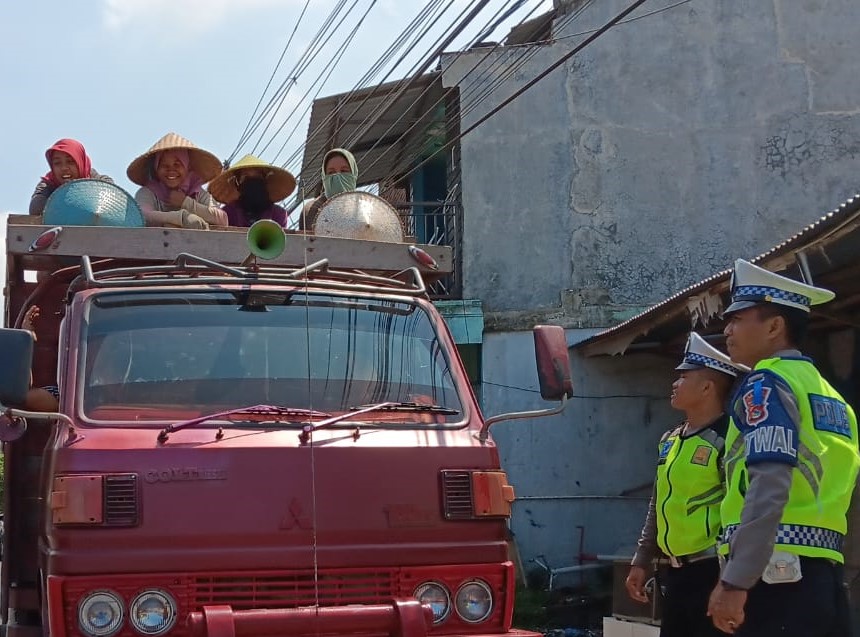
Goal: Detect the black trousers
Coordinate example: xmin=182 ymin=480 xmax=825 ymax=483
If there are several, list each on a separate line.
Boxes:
xmin=659 ymin=557 xmax=726 ymax=637
xmin=734 ymin=557 xmax=851 ymax=637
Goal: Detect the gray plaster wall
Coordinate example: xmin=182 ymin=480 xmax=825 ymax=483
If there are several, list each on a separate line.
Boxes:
xmin=484 ymin=329 xmax=677 ymax=575
xmin=442 ymin=0 xmax=860 ymax=320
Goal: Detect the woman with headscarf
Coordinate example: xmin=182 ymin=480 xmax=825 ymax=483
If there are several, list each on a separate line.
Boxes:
xmin=127 ymin=132 xmax=227 ymax=229
xmin=298 ymin=148 xmax=358 ymax=232
xmin=208 ymin=155 xmax=296 ymax=227
xmin=29 ymin=139 xmax=114 ymax=215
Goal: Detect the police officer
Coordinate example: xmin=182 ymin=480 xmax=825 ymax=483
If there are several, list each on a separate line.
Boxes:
xmin=708 ymin=259 xmax=859 ymax=636
xmin=627 ymin=332 xmax=747 ymax=637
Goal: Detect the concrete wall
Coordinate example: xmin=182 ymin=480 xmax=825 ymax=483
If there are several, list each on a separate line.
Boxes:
xmin=442 ymin=0 xmax=860 ymax=324
xmin=484 ymin=329 xmax=677 ymax=578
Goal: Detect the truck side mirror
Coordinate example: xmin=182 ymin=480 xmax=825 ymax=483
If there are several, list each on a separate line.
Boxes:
xmin=533 ymin=325 xmax=573 ymax=401
xmin=0 ymin=328 xmax=34 ymax=407
xmin=478 ymin=325 xmax=573 ymax=442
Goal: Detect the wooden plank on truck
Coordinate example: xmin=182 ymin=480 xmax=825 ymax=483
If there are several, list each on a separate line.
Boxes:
xmin=4 ymin=216 xmax=452 ymax=275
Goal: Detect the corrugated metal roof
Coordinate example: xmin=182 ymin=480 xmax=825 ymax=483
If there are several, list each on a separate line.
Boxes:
xmin=298 ymin=72 xmax=444 ymax=195
xmin=575 ymin=194 xmax=860 ymax=355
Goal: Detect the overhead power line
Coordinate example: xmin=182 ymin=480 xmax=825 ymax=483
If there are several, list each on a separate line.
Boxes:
xmin=229 ymin=0 xmax=357 ymax=160
xmin=229 ymin=0 xmax=313 ymax=164
xmin=359 ymin=0 xmax=599 ymax=185
xmin=396 ymin=0 xmax=653 ymax=185
xmin=272 ymin=0 xmax=456 ymax=169
xmin=291 ymin=0 xmax=494 ymax=182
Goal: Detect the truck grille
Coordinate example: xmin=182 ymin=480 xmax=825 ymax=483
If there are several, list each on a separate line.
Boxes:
xmin=104 ymin=474 xmax=139 ymax=526
xmin=192 ymin=570 xmax=397 ymax=609
xmin=441 ymin=470 xmax=473 ymax=519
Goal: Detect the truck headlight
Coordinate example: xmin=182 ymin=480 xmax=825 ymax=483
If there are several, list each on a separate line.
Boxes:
xmin=414 ymin=582 xmax=451 ymax=624
xmin=129 ymin=590 xmax=177 ymax=635
xmin=78 ymin=591 xmax=124 ymax=637
xmin=455 ymin=580 xmax=493 ymax=623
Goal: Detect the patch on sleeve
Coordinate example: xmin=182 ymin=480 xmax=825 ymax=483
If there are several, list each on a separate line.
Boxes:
xmin=732 ymin=371 xmax=798 ymax=465
xmin=742 ymin=384 xmax=772 ymax=426
xmin=691 ymin=445 xmax=712 ymax=466
xmin=809 ymin=394 xmax=852 ymax=438
xmin=657 ymin=439 xmax=674 ymax=465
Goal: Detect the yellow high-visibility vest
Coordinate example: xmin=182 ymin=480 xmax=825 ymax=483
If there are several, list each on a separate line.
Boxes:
xmin=720 ymin=357 xmax=860 ymax=563
xmin=655 ymin=418 xmax=726 ymax=557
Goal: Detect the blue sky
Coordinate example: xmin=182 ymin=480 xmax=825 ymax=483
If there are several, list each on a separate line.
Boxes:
xmin=0 ymin=0 xmax=551 ymax=296
xmin=0 ymin=0 xmax=551 ymax=214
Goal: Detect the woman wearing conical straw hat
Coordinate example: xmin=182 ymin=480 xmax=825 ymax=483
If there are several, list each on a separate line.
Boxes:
xmin=127 ymin=132 xmax=227 ymax=229
xmin=208 ymin=155 xmax=296 ymax=227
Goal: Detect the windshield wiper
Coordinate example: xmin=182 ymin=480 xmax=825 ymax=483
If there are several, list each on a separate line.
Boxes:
xmin=158 ymin=404 xmax=332 ymax=443
xmin=350 ymin=401 xmax=460 ymax=415
xmin=297 ymin=401 xmax=460 ymax=445
xmin=299 ymin=401 xmax=398 ymax=444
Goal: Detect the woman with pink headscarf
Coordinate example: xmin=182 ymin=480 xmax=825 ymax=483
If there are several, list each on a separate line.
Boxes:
xmin=126 ymin=132 xmax=227 ymax=229
xmin=29 ymin=139 xmax=114 ymax=215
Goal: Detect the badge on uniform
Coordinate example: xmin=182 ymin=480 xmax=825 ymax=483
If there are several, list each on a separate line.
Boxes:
xmin=691 ymin=445 xmax=712 ymax=466
xmin=658 ymin=439 xmax=674 ymax=463
xmin=761 ymin=550 xmax=802 ymax=584
xmin=743 ymin=385 xmax=771 ymax=426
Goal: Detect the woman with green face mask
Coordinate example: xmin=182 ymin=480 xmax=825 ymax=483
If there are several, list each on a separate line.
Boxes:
xmin=299 ymin=148 xmax=358 ymax=232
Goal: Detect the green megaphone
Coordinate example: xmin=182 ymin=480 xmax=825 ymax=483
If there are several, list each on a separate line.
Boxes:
xmin=247 ymin=219 xmax=286 ymax=260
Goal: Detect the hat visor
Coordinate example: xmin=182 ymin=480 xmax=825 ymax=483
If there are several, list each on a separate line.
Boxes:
xmin=723 ymin=300 xmax=760 ymax=317
xmin=675 ymin=361 xmax=704 ymax=371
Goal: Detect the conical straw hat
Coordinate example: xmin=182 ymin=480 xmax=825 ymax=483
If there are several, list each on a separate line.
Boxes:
xmin=315 ymin=191 xmax=404 ymax=243
xmin=126 ymin=132 xmax=222 ymax=186
xmin=208 ymin=155 xmax=296 ymax=204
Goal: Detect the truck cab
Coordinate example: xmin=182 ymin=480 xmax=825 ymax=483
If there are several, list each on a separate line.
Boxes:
xmin=0 ymin=214 xmax=571 ymax=637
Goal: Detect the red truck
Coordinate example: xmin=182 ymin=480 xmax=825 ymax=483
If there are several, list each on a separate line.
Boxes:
xmin=0 ymin=214 xmax=571 ymax=637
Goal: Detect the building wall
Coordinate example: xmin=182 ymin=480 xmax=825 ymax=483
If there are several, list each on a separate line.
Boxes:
xmin=442 ymin=0 xmax=860 ymax=321
xmin=484 ymin=329 xmax=677 ymax=577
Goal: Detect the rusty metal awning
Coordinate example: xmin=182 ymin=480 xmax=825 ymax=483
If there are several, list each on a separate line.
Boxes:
xmin=299 ymin=72 xmax=444 ymax=194
xmin=574 ymin=194 xmax=860 ymax=357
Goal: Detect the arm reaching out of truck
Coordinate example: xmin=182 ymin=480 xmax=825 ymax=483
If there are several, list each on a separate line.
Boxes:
xmin=21 ymin=306 xmax=60 ymax=412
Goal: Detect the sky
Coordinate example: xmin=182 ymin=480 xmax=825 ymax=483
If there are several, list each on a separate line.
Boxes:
xmin=0 ymin=0 xmax=552 ymax=301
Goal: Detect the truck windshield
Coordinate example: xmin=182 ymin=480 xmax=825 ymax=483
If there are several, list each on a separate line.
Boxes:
xmin=79 ymin=291 xmax=463 ymax=425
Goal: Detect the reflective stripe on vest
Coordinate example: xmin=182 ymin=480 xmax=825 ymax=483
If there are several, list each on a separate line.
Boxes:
xmin=723 ymin=523 xmax=844 ymax=553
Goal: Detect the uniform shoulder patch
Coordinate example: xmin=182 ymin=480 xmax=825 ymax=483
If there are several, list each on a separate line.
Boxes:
xmin=730 ymin=369 xmax=799 ymax=466
xmin=742 ymin=385 xmax=772 ymax=426
xmin=657 ymin=438 xmax=675 ymax=464
xmin=691 ymin=445 xmax=712 ymax=466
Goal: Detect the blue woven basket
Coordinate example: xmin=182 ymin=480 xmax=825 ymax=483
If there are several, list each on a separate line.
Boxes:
xmin=43 ymin=179 xmax=145 ymax=227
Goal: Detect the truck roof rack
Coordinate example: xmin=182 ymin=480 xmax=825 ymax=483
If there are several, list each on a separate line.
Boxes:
xmin=77 ymin=254 xmax=428 ymax=297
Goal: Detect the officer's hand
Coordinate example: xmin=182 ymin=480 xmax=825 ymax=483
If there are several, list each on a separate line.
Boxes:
xmin=707 ymin=582 xmax=746 ymax=634
xmin=625 ymin=566 xmax=650 ymax=603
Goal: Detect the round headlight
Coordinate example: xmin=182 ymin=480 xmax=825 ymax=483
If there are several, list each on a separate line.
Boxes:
xmin=78 ymin=591 xmax=124 ymax=637
xmin=129 ymin=590 xmax=177 ymax=636
xmin=455 ymin=580 xmax=493 ymax=623
xmin=414 ymin=582 xmax=451 ymax=624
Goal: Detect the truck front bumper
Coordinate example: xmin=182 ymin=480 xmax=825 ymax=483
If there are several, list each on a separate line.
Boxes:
xmin=187 ymin=599 xmax=433 ymax=637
